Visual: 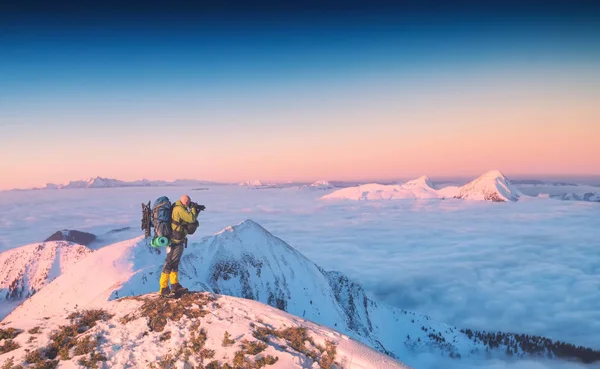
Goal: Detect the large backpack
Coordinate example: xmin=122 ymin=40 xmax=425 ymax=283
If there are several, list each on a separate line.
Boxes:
xmin=152 ymin=196 xmax=172 ymax=238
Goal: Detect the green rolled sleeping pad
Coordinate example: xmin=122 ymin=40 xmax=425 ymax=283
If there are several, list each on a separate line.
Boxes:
xmin=151 ymin=236 xmax=170 ymax=248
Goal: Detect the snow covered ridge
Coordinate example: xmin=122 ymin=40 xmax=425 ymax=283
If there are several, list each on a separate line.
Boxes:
xmin=0 ymin=292 xmax=407 ymax=369
xmin=9 ymin=177 xmax=222 ymax=191
xmin=322 ymin=170 xmax=522 ymax=202
xmin=548 ymin=192 xmax=600 ymax=202
xmin=0 ymin=242 xmax=92 ymax=318
xmin=3 ymin=220 xmax=599 ymax=366
xmin=309 ymin=180 xmax=335 ymax=190
xmin=239 ymin=180 xmax=270 ymax=187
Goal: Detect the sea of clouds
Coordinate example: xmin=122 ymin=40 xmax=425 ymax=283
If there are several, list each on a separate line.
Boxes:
xmin=1 ymin=185 xmax=599 ymax=368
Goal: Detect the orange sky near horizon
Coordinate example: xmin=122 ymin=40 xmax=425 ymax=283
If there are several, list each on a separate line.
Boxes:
xmin=2 ymin=83 xmax=599 ymax=190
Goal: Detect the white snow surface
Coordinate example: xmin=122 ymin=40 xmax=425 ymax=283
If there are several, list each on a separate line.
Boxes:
xmin=238 ymin=180 xmax=278 ymax=188
xmin=308 ymin=180 xmax=335 ymax=190
xmin=323 ymin=170 xmax=522 ymax=202
xmin=0 ymin=241 xmax=92 ymax=318
xmin=0 ymin=291 xmax=408 ymax=369
xmin=321 ymin=175 xmax=439 ymax=201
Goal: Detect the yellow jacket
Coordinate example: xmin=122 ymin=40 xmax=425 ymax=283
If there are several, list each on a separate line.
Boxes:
xmin=170 ymin=200 xmax=198 ymax=243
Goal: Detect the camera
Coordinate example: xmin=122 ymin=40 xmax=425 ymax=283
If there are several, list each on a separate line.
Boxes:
xmin=189 ymin=202 xmax=206 ymax=212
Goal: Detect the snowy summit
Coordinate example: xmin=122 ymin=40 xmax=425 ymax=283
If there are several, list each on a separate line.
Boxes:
xmin=310 ymin=180 xmax=334 ymax=189
xmin=401 ymin=176 xmax=434 ymax=189
xmin=297 ymin=180 xmax=336 ymax=191
xmin=455 ymin=170 xmax=521 ymax=202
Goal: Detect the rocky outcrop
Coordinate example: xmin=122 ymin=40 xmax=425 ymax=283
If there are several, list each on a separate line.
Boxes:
xmin=44 ymin=230 xmax=97 ymax=246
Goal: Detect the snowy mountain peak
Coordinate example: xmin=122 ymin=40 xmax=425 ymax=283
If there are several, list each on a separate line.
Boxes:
xmin=456 ymin=170 xmax=521 ymax=202
xmin=218 ymin=219 xmax=270 ymax=237
xmin=311 ymin=180 xmax=332 ymax=187
xmin=403 ymin=175 xmax=434 ymax=189
xmin=239 ymin=180 xmax=266 ymax=187
xmin=479 ymin=169 xmax=506 ymax=179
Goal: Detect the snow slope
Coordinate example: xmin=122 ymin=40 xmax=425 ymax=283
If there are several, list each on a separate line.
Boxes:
xmin=0 ymin=241 xmax=92 ymax=318
xmin=322 ymin=176 xmax=439 ymax=200
xmin=455 ymin=170 xmax=521 ymax=202
xmin=239 ymin=180 xmax=267 ymax=187
xmin=0 ymin=292 xmax=408 ymax=369
xmin=308 ymin=180 xmax=335 ymax=190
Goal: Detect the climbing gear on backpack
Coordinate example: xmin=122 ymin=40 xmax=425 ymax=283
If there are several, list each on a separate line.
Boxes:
xmin=151 ymin=236 xmax=170 ymax=248
xmin=141 ymin=201 xmax=152 ymax=238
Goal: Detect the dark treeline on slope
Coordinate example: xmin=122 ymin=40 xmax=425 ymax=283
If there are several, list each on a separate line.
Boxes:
xmin=461 ymin=328 xmax=600 ymax=364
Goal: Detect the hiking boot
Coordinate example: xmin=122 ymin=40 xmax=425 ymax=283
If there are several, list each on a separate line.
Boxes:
xmin=171 ymin=283 xmax=188 ymax=294
xmin=160 ymin=286 xmax=171 ymax=296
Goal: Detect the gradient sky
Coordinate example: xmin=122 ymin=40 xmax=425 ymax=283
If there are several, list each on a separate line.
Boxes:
xmin=1 ymin=1 xmax=600 ymax=189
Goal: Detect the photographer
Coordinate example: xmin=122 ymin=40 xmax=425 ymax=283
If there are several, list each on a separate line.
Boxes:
xmin=158 ymin=194 xmax=205 ymax=296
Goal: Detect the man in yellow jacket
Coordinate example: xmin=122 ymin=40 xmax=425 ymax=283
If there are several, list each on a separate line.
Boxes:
xmin=159 ymin=194 xmax=199 ymax=296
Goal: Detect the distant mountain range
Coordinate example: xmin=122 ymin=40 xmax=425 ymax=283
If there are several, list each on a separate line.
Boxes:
xmin=10 ymin=177 xmax=225 ymax=191
xmin=7 ymin=175 xmax=600 ymax=204
xmin=323 ymin=170 xmax=523 ymax=202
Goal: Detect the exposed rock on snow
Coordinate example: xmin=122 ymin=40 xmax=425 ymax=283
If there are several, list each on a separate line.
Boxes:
xmin=106 ymin=227 xmax=132 ymax=234
xmin=0 ymin=292 xmax=408 ymax=369
xmin=455 ymin=170 xmax=521 ymax=202
xmin=44 ymin=229 xmax=97 ymax=246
